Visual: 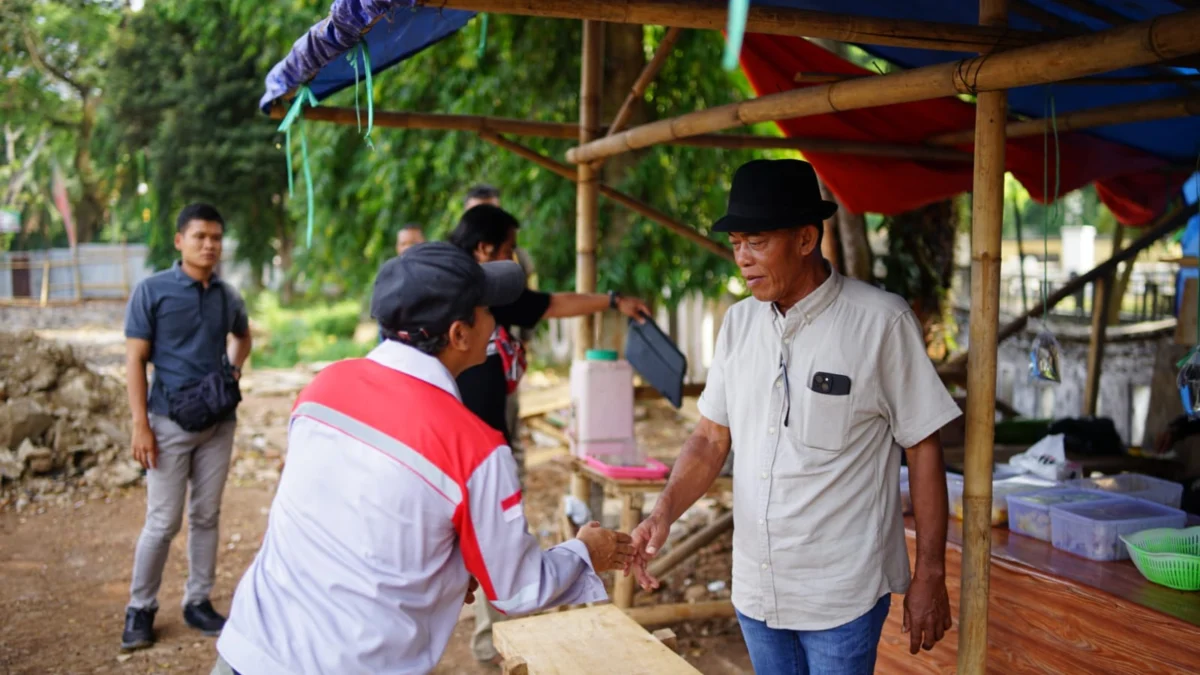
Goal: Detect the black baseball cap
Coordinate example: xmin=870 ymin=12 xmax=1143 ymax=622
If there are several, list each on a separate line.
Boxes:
xmin=371 ymin=242 xmax=525 ymax=337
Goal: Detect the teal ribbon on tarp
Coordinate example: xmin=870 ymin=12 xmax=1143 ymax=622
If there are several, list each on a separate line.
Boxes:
xmin=722 ymin=0 xmax=750 ymax=71
xmin=346 ymin=43 xmax=376 ymax=149
xmin=477 ymin=13 xmax=489 ymax=59
xmin=278 ymin=85 xmax=319 ymax=247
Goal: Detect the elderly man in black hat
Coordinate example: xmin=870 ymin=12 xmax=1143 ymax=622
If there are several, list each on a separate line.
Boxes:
xmin=627 ymin=159 xmax=961 ymax=674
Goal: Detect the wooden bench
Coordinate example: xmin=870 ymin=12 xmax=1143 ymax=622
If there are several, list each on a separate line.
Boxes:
xmin=493 ymin=605 xmax=700 ymax=675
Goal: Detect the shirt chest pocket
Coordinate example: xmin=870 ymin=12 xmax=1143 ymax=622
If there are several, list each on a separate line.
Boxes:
xmin=792 ymin=376 xmax=854 ymax=452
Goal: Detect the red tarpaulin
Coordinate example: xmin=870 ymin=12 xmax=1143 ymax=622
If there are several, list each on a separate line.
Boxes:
xmin=739 ymin=34 xmax=1187 ymax=226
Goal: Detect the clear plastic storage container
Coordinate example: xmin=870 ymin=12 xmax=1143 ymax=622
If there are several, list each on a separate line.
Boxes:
xmin=1006 ymin=488 xmax=1121 ymax=542
xmin=1065 ymin=473 xmax=1183 ymax=509
xmin=948 ymin=474 xmax=1058 ymax=526
xmin=1050 ymin=498 xmax=1188 ymax=561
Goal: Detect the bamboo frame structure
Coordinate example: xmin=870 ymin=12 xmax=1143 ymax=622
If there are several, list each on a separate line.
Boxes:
xmin=278 ymin=105 xmax=972 ymax=161
xmin=927 ymin=95 xmax=1200 ymax=146
xmin=958 ymin=2 xmax=1006 ymax=671
xmin=570 ymin=18 xmax=604 ymax=561
xmin=625 ymin=600 xmax=736 ymax=626
xmin=607 ymin=27 xmax=683 ymax=139
xmin=565 ymin=10 xmax=1200 ymax=164
xmin=477 ymin=131 xmax=733 ymax=259
xmin=418 ymin=0 xmax=1049 ymax=52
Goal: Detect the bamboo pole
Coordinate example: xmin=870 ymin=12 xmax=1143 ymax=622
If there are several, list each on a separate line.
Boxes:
xmin=417 ymin=0 xmax=1048 ymax=52
xmin=283 ymin=105 xmax=971 ymax=161
xmin=958 ymin=2 xmax=1006 ymax=672
xmin=39 ymin=257 xmax=50 ymax=307
xmin=1083 ymin=275 xmax=1111 ymax=416
xmin=612 ymin=492 xmax=643 ymax=608
xmin=576 ymin=19 xmax=603 ymax=360
xmin=566 ymin=10 xmax=1200 ymax=164
xmin=477 ymin=131 xmax=734 ymax=259
xmin=624 ymin=600 xmax=736 ymax=626
xmin=939 ymin=202 xmax=1189 ymax=379
xmin=646 ymin=511 xmax=733 ymax=579
xmin=928 ymin=96 xmax=1200 ymax=146
xmin=608 ymin=27 xmax=683 ymax=138
xmin=798 ymin=69 xmax=1200 ymax=87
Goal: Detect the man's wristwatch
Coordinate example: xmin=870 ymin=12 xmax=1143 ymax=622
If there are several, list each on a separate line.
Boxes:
xmin=608 ymin=290 xmax=622 ymax=310
xmin=230 ymin=365 xmax=242 ymax=378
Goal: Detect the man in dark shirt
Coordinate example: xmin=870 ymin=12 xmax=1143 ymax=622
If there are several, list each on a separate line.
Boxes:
xmin=448 ymin=203 xmax=650 ymax=664
xmin=121 ymin=203 xmax=253 ymax=652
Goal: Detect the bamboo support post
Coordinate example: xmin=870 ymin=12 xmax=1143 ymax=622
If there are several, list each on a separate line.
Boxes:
xmin=1083 ymin=276 xmax=1112 ymax=417
xmin=290 ymin=105 xmax=971 ymax=161
xmin=39 ymin=257 xmax=50 ymax=307
xmin=575 ymin=19 xmax=603 ymax=360
xmin=624 ymin=600 xmax=736 ymax=626
xmin=612 ymin=492 xmax=644 ymax=609
xmin=608 ymin=27 xmax=683 ymax=138
xmin=565 ymin=10 xmax=1200 ymax=164
xmin=646 ymin=511 xmax=734 ymax=580
xmin=417 ymin=0 xmax=1047 ymax=52
xmin=71 ymin=247 xmax=83 ymax=302
xmin=939 ymin=203 xmax=1189 ymax=379
xmin=958 ymin=1 xmax=1006 ymax=672
xmin=927 ymin=96 xmax=1200 ymax=146
xmin=478 ymin=131 xmax=734 ymax=260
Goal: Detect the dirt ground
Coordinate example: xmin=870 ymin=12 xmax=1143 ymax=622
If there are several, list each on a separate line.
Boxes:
xmin=0 ymin=303 xmax=752 ymax=675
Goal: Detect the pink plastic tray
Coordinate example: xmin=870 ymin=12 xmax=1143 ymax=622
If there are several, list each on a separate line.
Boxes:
xmin=584 ymin=455 xmax=670 ymax=480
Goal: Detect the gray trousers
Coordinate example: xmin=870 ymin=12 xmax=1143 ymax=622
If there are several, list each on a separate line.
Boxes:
xmin=128 ymin=414 xmax=236 ymax=610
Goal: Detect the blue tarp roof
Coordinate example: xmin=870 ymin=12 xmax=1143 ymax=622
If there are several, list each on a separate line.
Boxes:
xmin=261 ymin=1 xmax=1200 ymax=165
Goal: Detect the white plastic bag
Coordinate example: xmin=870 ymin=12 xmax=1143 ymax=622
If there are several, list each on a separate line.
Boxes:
xmin=1007 ymin=434 xmax=1081 ymax=481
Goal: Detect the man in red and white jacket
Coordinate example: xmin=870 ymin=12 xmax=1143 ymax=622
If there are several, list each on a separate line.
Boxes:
xmin=215 ymin=243 xmax=632 ymax=674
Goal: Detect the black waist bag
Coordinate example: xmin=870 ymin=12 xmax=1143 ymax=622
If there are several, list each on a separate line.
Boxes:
xmin=168 ymin=361 xmax=242 ymax=432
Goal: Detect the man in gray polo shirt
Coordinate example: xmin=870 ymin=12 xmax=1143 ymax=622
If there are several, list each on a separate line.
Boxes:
xmin=629 ymin=160 xmax=961 ymax=674
xmin=121 ymin=203 xmax=252 ymax=651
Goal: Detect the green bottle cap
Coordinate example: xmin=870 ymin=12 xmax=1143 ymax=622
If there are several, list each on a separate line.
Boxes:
xmin=585 ymin=349 xmax=619 ymax=361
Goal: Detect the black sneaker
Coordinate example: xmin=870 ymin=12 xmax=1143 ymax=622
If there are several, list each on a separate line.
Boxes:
xmin=183 ymin=600 xmax=226 ymax=637
xmin=121 ymin=607 xmax=156 ymax=651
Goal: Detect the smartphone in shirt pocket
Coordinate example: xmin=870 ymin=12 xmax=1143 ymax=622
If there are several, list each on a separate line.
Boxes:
xmin=800 ymin=371 xmax=853 ymax=451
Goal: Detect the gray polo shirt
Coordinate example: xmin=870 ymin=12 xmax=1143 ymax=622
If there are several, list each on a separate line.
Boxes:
xmin=124 ymin=261 xmax=249 ymax=417
xmin=698 ymin=268 xmax=960 ymax=631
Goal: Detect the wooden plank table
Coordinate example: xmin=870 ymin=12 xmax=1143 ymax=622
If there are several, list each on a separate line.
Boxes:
xmin=493 ymin=605 xmax=701 ymax=675
xmin=877 ymin=518 xmax=1200 ymax=674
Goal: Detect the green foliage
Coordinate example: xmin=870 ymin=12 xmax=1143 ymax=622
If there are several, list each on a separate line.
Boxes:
xmin=106 ymin=0 xmax=298 ymax=274
xmin=292 ymin=18 xmax=756 ymax=306
xmin=252 ymin=293 xmax=370 ymax=368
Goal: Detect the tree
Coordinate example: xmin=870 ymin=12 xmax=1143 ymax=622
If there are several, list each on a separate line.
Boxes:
xmin=106 ymin=0 xmax=301 ymax=290
xmin=0 ymin=0 xmax=122 ymax=245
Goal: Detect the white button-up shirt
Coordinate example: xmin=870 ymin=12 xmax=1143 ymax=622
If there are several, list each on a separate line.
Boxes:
xmin=218 ymin=342 xmax=606 ymax=674
xmin=698 ymin=268 xmax=960 ymax=630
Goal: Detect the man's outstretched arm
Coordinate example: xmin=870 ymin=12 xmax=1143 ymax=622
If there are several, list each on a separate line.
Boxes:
xmin=626 ymin=416 xmax=731 ymax=590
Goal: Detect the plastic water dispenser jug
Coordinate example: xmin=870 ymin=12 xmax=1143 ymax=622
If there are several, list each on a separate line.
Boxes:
xmin=569 ymin=349 xmax=642 ymax=466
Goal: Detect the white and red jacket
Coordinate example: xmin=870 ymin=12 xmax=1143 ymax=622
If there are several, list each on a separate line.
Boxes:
xmin=217 ymin=341 xmax=605 ymax=674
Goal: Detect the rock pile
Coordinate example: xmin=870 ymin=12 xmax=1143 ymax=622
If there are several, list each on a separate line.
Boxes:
xmin=0 ymin=331 xmax=142 ymax=510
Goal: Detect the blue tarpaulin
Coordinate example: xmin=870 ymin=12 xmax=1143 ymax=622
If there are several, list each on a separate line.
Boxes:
xmin=260 ymin=3 xmax=474 ymax=113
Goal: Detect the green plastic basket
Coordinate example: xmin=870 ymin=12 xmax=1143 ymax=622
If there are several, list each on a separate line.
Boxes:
xmin=1120 ymin=527 xmax=1200 ymax=592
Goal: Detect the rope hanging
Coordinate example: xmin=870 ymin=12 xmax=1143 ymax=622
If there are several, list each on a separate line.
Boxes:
xmin=277 ymin=86 xmax=319 ymax=247
xmin=477 ymin=13 xmax=490 ymax=59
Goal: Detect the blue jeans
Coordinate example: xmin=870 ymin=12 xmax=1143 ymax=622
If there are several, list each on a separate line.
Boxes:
xmin=736 ymin=595 xmax=891 ymax=675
